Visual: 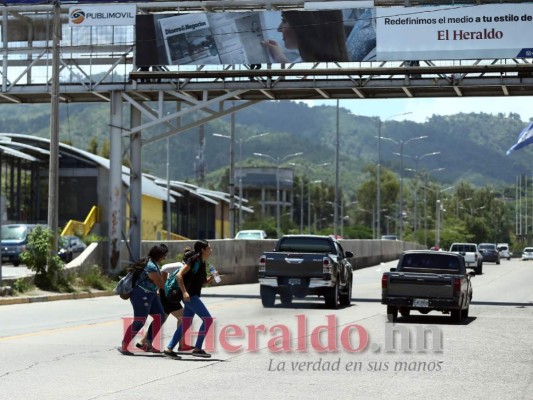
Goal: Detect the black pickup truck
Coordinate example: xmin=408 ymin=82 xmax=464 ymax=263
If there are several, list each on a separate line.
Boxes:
xmin=258 ymin=235 xmax=354 ymax=308
xmin=381 ymin=250 xmax=475 ymax=323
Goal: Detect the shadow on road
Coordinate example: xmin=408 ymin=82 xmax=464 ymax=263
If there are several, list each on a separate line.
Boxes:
xmin=392 ymin=315 xmax=477 ymax=325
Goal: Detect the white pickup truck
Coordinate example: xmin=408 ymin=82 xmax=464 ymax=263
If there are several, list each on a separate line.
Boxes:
xmin=449 ymin=243 xmax=483 ymax=274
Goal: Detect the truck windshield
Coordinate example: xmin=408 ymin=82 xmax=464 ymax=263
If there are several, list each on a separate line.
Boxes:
xmin=401 ymin=254 xmax=460 ymax=271
xmin=1 ymin=226 xmax=28 ymax=241
xmin=278 ymin=237 xmax=334 ymax=253
xmin=451 ymin=244 xmax=476 ymax=252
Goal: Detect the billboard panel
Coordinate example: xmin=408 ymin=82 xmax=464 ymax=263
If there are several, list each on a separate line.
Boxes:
xmin=376 ymin=4 xmax=533 ymax=60
xmin=135 ymin=4 xmax=533 ymax=66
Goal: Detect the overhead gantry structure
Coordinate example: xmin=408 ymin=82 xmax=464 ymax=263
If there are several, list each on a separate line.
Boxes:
xmin=1 ymin=0 xmax=533 ymax=270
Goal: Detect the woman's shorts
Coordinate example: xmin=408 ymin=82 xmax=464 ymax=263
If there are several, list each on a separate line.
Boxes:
xmin=159 ymin=289 xmax=183 ymax=314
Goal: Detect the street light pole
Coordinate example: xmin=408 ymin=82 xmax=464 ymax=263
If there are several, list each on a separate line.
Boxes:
xmin=376 ymin=112 xmax=412 ymax=241
xmin=334 ymin=99 xmax=340 ymax=237
xmin=385 ymin=134 xmax=428 ymax=240
xmin=214 ymin=132 xmax=270 ymax=233
xmin=403 ymin=151 xmax=440 ymax=239
xmin=254 ymin=151 xmax=303 ymax=237
xmin=422 ymin=167 xmax=445 ymax=247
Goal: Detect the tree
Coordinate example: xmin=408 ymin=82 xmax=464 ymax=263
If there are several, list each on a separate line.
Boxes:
xmin=87 ymin=137 xmax=99 ymax=154
xmin=356 ymin=164 xmax=400 ymax=229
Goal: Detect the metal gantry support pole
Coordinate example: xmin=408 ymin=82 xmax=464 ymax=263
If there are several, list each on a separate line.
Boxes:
xmin=109 ymin=91 xmax=124 ymax=273
xmin=47 ymin=1 xmax=61 ymax=253
xmin=130 ymin=105 xmax=142 ymax=263
xmin=2 ymin=9 xmax=8 ymax=92
xmin=229 ymin=106 xmax=236 ymax=238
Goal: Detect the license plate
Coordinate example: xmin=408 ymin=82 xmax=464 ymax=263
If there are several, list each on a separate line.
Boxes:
xmin=413 ymin=298 xmax=429 ymax=308
xmin=288 ymin=278 xmax=301 ymax=285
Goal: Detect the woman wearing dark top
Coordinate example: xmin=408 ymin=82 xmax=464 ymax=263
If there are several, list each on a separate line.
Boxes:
xmin=118 ymin=244 xmax=167 ymax=355
xmin=164 ymin=240 xmax=214 ymax=359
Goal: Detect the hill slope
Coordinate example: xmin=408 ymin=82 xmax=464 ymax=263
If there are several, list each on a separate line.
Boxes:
xmin=0 ymin=101 xmax=530 ymax=192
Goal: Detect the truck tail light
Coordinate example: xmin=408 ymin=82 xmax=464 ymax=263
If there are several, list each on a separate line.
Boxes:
xmin=322 ymin=257 xmax=332 ymax=274
xmin=381 ymin=274 xmax=388 ymax=289
xmin=474 ymin=254 xmax=478 ymax=261
xmin=453 ymin=277 xmax=461 ymax=293
xmin=258 ymin=256 xmax=266 ymax=273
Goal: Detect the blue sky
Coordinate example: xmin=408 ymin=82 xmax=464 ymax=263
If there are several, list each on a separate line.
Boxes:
xmin=298 ymin=97 xmax=533 ymax=124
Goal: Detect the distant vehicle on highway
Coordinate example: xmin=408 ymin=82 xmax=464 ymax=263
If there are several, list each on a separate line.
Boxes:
xmin=58 ymin=235 xmax=87 ymax=262
xmin=381 ymin=250 xmax=475 ymax=323
xmin=449 ymin=242 xmax=483 ymax=274
xmin=478 ymin=243 xmax=500 ymax=264
xmin=381 ymin=235 xmax=398 ymax=240
xmin=1 ymin=224 xmax=40 ymax=266
xmin=521 ymin=247 xmax=533 ymax=261
xmin=235 ymin=230 xmax=268 ymax=240
xmin=258 ymin=234 xmax=354 ymax=308
xmin=497 ymin=243 xmax=511 ymax=260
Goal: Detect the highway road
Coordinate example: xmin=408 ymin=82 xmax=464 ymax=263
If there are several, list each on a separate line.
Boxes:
xmin=0 ymin=259 xmax=532 ymax=400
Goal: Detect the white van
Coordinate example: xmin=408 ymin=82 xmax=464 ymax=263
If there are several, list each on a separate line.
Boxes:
xmin=497 ymin=243 xmax=511 ymax=260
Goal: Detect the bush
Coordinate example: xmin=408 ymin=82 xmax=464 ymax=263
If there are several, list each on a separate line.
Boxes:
xmin=12 ymin=278 xmax=33 ymax=294
xmin=79 ymin=265 xmax=115 ymax=291
xmin=19 ymin=226 xmax=72 ymax=292
xmin=84 ymin=233 xmax=104 ymax=244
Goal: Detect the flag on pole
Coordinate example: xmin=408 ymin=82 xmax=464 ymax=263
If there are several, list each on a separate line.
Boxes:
xmin=506 ymin=121 xmax=533 ymax=155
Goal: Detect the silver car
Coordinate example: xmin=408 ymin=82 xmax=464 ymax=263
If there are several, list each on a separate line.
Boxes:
xmin=521 ymin=247 xmax=533 ymax=261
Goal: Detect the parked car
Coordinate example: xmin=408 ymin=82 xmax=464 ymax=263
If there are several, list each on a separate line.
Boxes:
xmin=1 ymin=224 xmax=40 ymax=266
xmin=478 ymin=243 xmax=500 ymax=264
xmin=58 ymin=235 xmax=87 ymax=262
xmin=235 ymin=230 xmax=268 ymax=240
xmin=497 ymin=243 xmax=511 ymax=260
xmin=521 ymin=247 xmax=533 ymax=261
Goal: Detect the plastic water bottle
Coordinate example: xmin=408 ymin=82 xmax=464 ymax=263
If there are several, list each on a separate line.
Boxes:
xmin=209 ymin=266 xmax=221 ymax=283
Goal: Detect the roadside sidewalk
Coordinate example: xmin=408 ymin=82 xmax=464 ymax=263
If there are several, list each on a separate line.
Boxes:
xmin=0 ymin=289 xmax=115 ymax=306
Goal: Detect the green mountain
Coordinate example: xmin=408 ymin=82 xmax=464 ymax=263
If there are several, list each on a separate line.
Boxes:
xmin=0 ymin=101 xmax=530 ymax=194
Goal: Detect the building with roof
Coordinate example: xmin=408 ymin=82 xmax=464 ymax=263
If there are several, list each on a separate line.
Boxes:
xmin=0 ymin=133 xmax=247 ymax=242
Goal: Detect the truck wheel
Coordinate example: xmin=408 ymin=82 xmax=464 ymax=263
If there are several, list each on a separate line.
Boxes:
xmin=475 ymin=264 xmax=483 ymax=275
xmin=399 ymin=308 xmax=410 ymax=317
xmin=13 ymin=261 xmax=20 ymax=267
xmin=451 ymin=309 xmax=462 ymax=323
xmin=339 ymin=278 xmax=352 ymax=306
xmin=324 ymin=281 xmax=339 ymax=309
xmin=387 ymin=306 xmax=398 ymax=322
xmin=280 ymin=292 xmax=292 ymax=305
xmin=260 ymin=285 xmax=275 ymax=308
xmin=461 ymin=306 xmax=469 ymax=319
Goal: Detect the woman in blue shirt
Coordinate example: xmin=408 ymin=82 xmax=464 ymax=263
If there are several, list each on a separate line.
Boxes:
xmin=118 ymin=244 xmax=168 ymax=355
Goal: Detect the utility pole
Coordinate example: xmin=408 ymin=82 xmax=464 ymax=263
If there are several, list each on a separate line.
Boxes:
xmin=334 ymin=100 xmax=340 ymax=237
